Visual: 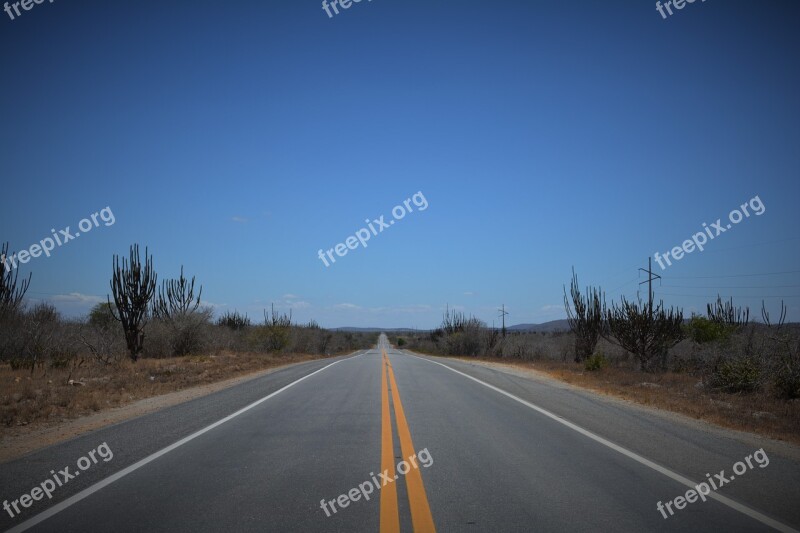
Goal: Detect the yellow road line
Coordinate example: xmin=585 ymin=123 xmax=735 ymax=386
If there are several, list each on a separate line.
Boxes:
xmin=385 ymin=350 xmax=437 ymax=533
xmin=380 ymin=352 xmax=400 ymax=533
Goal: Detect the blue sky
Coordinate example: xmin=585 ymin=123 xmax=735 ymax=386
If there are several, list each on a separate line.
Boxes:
xmin=1 ymin=0 xmax=799 ymax=328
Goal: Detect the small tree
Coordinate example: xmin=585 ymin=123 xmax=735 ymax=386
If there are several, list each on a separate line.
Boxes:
xmin=89 ymin=302 xmax=117 ymax=330
xmin=563 ymin=268 xmax=603 ymax=362
xmin=109 ymin=245 xmax=157 ymax=362
xmin=603 ymin=296 xmax=684 ymax=372
xmin=685 ymin=315 xmax=730 ymax=344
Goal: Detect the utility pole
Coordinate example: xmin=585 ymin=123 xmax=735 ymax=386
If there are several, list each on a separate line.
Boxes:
xmin=639 ymin=257 xmax=661 ymax=316
xmin=498 ymin=304 xmax=509 ymax=337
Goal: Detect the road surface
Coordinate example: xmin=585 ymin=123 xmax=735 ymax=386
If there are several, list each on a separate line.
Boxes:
xmin=1 ymin=335 xmax=799 ymax=532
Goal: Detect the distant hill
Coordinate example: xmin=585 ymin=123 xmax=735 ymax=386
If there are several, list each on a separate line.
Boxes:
xmin=507 ymin=320 xmax=570 ymax=332
xmin=331 ymin=327 xmax=420 ymax=333
xmin=334 ymin=320 xmax=798 ymax=334
xmin=333 ymin=320 xmax=570 ymax=333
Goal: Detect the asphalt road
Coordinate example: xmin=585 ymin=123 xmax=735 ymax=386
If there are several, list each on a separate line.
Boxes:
xmin=1 ymin=335 xmax=799 ymax=532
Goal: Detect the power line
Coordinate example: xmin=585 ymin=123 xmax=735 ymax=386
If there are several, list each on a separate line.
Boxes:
xmin=665 ymin=269 xmax=800 ymax=280
xmin=658 ymin=292 xmax=800 ymax=299
xmin=662 ymin=284 xmax=800 ymax=289
xmin=599 ymin=264 xmax=640 ymax=284
xmin=681 ymin=236 xmax=800 ymax=255
xmin=607 ymin=276 xmax=639 ymax=294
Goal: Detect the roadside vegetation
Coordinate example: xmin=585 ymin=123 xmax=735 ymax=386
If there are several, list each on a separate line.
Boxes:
xmin=398 ymin=269 xmax=800 ymax=444
xmin=0 ymin=242 xmax=376 ymax=430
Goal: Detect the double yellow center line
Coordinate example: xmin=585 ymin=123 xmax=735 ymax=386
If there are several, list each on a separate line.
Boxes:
xmin=380 ymin=349 xmax=436 ymax=533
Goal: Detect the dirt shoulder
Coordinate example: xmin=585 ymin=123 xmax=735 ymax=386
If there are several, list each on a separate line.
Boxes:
xmin=429 ymin=355 xmax=800 ymax=452
xmin=0 ymin=353 xmax=330 ymax=463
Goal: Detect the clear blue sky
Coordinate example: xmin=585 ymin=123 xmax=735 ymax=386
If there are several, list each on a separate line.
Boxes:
xmin=2 ymin=0 xmax=799 ymax=328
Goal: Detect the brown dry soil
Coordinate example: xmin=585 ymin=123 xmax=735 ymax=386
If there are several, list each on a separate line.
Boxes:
xmin=4 ymin=352 xmax=798 ymax=464
xmin=0 ymin=352 xmax=328 ymax=463
xmin=447 ymin=356 xmax=800 ymax=448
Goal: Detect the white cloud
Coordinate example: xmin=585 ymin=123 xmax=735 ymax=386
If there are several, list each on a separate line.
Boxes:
xmin=50 ymin=292 xmax=104 ymax=304
xmin=539 ymin=304 xmax=562 ymax=313
xmin=231 ymin=216 xmax=248 ymax=223
xmin=392 ymin=304 xmax=432 ymax=314
xmin=334 ymin=303 xmax=361 ymax=310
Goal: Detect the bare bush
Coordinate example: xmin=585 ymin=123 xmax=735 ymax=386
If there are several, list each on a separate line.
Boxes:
xmin=248 ymin=304 xmax=293 ymax=353
xmin=704 ymin=354 xmax=762 ymax=393
xmin=773 ymin=345 xmax=800 ymax=399
xmin=430 ymin=306 xmax=489 ymax=356
xmin=0 ymin=305 xmax=26 ymax=363
xmin=216 ymin=310 xmax=251 ymax=330
xmin=446 ymin=321 xmax=486 ymax=356
xmin=150 ymin=266 xmax=208 ymax=357
xmin=18 ymin=303 xmax=61 ymax=373
xmin=166 ymin=308 xmax=213 ymax=356
xmin=12 ymin=304 xmax=82 ymax=379
xmin=290 ymin=325 xmax=333 ymax=355
xmin=759 ymin=302 xmax=800 ymax=399
xmin=79 ymin=303 xmax=125 ymax=366
xmin=141 ymin=319 xmax=174 ymax=359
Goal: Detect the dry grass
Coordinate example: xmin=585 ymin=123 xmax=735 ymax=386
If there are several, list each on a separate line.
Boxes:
xmin=0 ymin=352 xmax=327 ymax=433
xmin=453 ymin=356 xmax=800 ymax=446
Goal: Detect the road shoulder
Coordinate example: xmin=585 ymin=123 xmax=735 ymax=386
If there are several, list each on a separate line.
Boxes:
xmin=407 ymin=351 xmax=800 ymax=462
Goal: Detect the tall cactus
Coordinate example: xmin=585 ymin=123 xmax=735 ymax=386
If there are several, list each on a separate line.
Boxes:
xmin=109 ymin=244 xmax=157 ymax=361
xmin=707 ymin=295 xmax=749 ymax=330
xmin=563 ymin=268 xmax=603 ymax=362
xmin=153 ymin=265 xmax=202 ymax=321
xmin=0 ymin=242 xmax=31 ymax=319
xmin=603 ymin=296 xmax=684 ymax=372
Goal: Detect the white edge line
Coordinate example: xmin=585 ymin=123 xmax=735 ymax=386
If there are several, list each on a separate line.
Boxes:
xmin=6 ymin=354 xmax=363 ymax=533
xmin=404 ymin=352 xmax=798 ymax=533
